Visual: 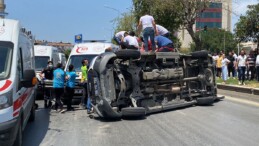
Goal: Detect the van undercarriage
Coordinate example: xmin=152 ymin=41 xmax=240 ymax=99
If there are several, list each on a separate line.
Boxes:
xmin=88 ymin=50 xmax=223 ymax=118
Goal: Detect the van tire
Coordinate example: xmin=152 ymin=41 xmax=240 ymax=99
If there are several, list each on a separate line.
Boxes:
xmin=191 ymin=50 xmax=208 ymax=58
xmin=29 ymin=104 xmax=35 ymax=122
xmin=13 ymin=122 xmax=22 ymax=146
xmin=116 ymin=50 xmax=141 ymax=60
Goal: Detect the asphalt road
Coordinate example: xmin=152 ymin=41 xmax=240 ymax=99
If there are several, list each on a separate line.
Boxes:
xmin=23 ymin=90 xmax=259 ymax=146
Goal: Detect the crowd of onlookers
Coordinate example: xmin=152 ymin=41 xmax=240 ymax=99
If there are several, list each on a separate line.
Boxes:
xmin=213 ymin=49 xmax=259 ymax=85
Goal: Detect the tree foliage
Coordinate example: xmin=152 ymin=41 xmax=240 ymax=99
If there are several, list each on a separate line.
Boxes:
xmin=191 ymin=28 xmax=237 ymax=54
xmin=113 ymin=12 xmax=136 ymax=33
xmin=234 ymin=3 xmax=259 ymax=50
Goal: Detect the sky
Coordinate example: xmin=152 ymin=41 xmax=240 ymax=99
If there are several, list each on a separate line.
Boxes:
xmin=5 ymin=0 xmax=258 ymax=43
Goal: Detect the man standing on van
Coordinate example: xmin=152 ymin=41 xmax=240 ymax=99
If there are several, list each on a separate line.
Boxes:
xmin=66 ymin=64 xmax=76 ymax=111
xmin=53 ymin=63 xmax=65 ymax=112
xmin=40 ymin=61 xmax=54 ymax=108
xmin=138 ymin=14 xmax=157 ymax=52
xmin=80 ymin=59 xmax=88 ymax=109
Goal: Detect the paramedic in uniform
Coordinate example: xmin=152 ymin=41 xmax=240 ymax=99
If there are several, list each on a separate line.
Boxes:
xmin=53 ymin=63 xmax=65 ymax=112
xmin=138 ymin=14 xmax=157 ymax=52
xmin=40 ymin=60 xmax=54 ymax=108
xmin=65 ymin=64 xmax=76 ymax=111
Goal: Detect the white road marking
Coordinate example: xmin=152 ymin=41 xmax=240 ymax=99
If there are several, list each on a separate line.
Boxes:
xmin=218 ymin=94 xmax=259 ymax=107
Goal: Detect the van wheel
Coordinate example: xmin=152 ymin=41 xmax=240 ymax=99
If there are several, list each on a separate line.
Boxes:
xmin=13 ymin=123 xmax=22 ymax=146
xmin=29 ymin=104 xmax=36 ymax=122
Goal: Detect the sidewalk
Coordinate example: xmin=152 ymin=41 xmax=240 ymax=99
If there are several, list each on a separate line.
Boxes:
xmin=217 ymin=83 xmax=259 ymax=95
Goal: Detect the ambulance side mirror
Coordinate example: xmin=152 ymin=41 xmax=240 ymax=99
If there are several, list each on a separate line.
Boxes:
xmin=21 ymin=69 xmax=37 ymax=88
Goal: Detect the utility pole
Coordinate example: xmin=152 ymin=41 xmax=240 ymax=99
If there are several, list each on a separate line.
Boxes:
xmin=0 ymin=0 xmax=6 ymax=18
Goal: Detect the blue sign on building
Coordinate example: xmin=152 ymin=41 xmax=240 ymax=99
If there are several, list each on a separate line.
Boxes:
xmin=75 ymin=34 xmax=82 ymax=43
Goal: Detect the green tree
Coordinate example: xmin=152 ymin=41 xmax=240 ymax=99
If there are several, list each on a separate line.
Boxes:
xmin=235 ymin=3 xmax=259 ymax=51
xmin=113 ymin=12 xmax=136 ymax=33
xmin=191 ymin=28 xmax=237 ymax=53
xmin=133 ymin=0 xmax=211 ymax=50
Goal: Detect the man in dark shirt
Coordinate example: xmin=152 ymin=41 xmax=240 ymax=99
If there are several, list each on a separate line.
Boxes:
xmin=227 ymin=52 xmax=235 ymax=78
xmin=40 ymin=61 xmax=54 ymax=108
xmin=246 ymin=51 xmax=256 ymax=80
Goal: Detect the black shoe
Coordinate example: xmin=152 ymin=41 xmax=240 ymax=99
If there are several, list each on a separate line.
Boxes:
xmin=44 ymin=103 xmax=48 ymax=108
xmin=67 ymin=107 xmax=75 ymax=111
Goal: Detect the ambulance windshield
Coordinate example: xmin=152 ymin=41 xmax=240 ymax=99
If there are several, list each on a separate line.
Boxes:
xmin=0 ymin=46 xmax=13 ymax=80
xmin=67 ymin=55 xmax=97 ymax=72
xmin=35 ymin=56 xmax=50 ymax=71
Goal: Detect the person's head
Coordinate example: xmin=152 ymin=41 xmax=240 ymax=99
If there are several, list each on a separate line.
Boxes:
xmin=240 ymin=50 xmax=245 ymax=56
xmin=124 ymin=32 xmax=129 ymax=37
xmin=219 ymin=51 xmax=223 ymax=55
xmin=47 ymin=60 xmax=53 ymax=68
xmin=222 ymin=54 xmax=225 ymax=58
xmin=68 ymin=64 xmax=74 ymax=72
xmin=228 ymin=51 xmax=232 ymax=56
xmin=128 ymin=31 xmax=135 ymax=37
xmin=105 ymin=47 xmax=112 ymax=52
xmin=82 ymin=59 xmax=88 ymax=66
xmin=56 ymin=63 xmax=62 ymax=68
xmin=232 ymin=50 xmax=235 ymax=54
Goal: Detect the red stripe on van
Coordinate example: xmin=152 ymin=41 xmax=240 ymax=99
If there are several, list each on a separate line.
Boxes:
xmin=13 ymin=88 xmax=33 ymax=112
xmin=13 ymin=111 xmax=19 ymax=117
xmin=0 ymin=80 xmax=12 ymax=92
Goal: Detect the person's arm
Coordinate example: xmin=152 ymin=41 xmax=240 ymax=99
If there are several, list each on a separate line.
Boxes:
xmin=137 ymin=18 xmax=142 ymax=35
xmin=152 ymin=19 xmax=157 ymax=36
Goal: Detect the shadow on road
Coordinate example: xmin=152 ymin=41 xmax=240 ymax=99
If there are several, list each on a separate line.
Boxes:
xmin=22 ymin=106 xmax=50 ymax=146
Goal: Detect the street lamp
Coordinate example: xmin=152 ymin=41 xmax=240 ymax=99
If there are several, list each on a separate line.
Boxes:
xmin=104 ymin=5 xmax=121 ymax=18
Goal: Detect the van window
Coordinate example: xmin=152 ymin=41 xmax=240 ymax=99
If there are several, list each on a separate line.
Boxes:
xmin=0 ymin=42 xmax=13 ymax=80
xmin=67 ymin=55 xmax=97 ymax=72
xmin=35 ymin=56 xmax=50 ymax=71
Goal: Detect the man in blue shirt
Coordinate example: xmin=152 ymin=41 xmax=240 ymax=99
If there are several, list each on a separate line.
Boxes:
xmin=66 ymin=64 xmax=76 ymax=111
xmin=53 ymin=63 xmax=65 ymax=112
xmin=155 ymin=35 xmax=174 ymax=52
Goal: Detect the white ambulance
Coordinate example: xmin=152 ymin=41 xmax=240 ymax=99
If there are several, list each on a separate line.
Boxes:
xmin=65 ymin=41 xmax=119 ymax=103
xmin=0 ymin=19 xmax=37 ymax=146
xmin=34 ymin=45 xmax=60 ymax=73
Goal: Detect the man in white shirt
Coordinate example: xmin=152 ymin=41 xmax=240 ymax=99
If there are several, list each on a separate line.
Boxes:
xmin=236 ymin=50 xmax=247 ymax=85
xmin=121 ymin=32 xmax=139 ymax=50
xmin=138 ymin=14 xmax=157 ymax=52
xmin=156 ymin=24 xmax=170 ymax=38
xmin=113 ymin=31 xmax=126 ymax=45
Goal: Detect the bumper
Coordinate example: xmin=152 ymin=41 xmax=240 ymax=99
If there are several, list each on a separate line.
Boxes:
xmin=0 ymin=118 xmax=18 ymax=146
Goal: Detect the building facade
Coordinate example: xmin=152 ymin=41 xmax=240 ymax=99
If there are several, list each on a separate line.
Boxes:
xmin=179 ymin=0 xmax=232 ymax=48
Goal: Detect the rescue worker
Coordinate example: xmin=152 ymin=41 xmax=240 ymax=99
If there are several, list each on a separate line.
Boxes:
xmin=53 ymin=63 xmax=65 ymax=112
xmin=65 ymin=64 xmax=76 ymax=111
xmin=156 ymin=24 xmax=170 ymax=38
xmin=40 ymin=60 xmax=54 ymax=108
xmin=137 ymin=14 xmax=157 ymax=52
xmin=113 ymin=31 xmax=126 ymax=45
xmin=121 ymin=32 xmax=139 ymax=50
xmin=154 ymin=35 xmax=174 ymax=52
xmin=80 ymin=59 xmax=88 ymax=109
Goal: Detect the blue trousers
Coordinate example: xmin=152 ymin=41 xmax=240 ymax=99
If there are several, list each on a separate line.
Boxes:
xmin=238 ymin=66 xmax=246 ymax=83
xmin=143 ymin=27 xmax=156 ymax=52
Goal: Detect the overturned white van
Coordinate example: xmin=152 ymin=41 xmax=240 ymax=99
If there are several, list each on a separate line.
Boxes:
xmin=64 ymin=41 xmax=118 ymax=103
xmin=0 ymin=19 xmax=37 ymax=146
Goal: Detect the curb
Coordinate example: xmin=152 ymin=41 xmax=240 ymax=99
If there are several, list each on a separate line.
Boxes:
xmin=217 ymin=84 xmax=259 ymax=95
